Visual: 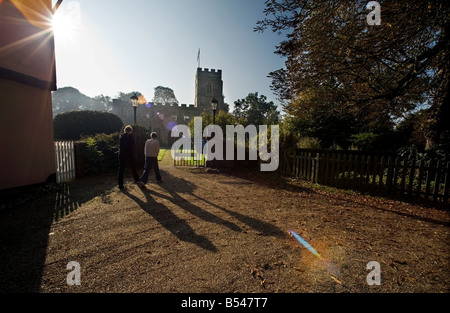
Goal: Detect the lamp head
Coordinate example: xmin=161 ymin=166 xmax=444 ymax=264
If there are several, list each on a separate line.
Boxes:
xmin=211 ymin=97 xmax=218 ymax=110
xmin=130 ymin=93 xmax=139 ymax=107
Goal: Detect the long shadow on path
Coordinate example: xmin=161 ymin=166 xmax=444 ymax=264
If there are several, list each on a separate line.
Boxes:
xmin=142 ymin=169 xmax=284 ymax=238
xmin=191 ymin=193 xmax=285 ymax=238
xmin=148 ymin=170 xmax=243 ymax=233
xmin=121 ymin=187 xmax=218 ymax=253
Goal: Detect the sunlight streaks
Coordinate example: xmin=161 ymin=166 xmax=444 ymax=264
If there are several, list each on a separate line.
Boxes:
xmin=51 ymin=1 xmax=81 ymax=44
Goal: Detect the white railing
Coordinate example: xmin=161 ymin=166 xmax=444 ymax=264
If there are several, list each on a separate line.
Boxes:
xmin=55 ymin=141 xmax=76 ymax=183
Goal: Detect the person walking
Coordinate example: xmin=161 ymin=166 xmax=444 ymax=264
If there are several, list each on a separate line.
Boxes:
xmin=138 ymin=132 xmax=162 ymax=187
xmin=118 ymin=125 xmax=139 ymax=189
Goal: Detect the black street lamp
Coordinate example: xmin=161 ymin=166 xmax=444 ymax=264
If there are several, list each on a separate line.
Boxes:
xmin=130 ymin=93 xmax=139 ymax=125
xmin=211 ymin=97 xmax=218 ymax=125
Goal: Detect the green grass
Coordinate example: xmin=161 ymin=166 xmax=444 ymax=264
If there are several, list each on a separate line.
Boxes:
xmin=158 ymin=149 xmax=166 ymax=161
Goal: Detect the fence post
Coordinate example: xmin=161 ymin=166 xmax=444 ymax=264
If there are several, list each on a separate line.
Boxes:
xmin=393 ymin=157 xmax=401 ymax=192
xmin=323 ymin=153 xmax=330 ymax=185
xmin=424 ymin=160 xmax=434 ymax=201
xmin=372 ymin=156 xmax=378 ymax=191
xmin=54 ymin=140 xmax=76 ymax=183
xmin=407 ymin=158 xmax=416 ymax=197
xmin=340 ymin=154 xmax=346 ymax=187
xmin=379 ymin=156 xmax=386 ymax=189
xmin=334 ymin=153 xmax=340 ymax=187
xmin=432 ymin=160 xmax=442 ymax=202
xmin=386 ymin=157 xmax=394 ymax=192
xmin=399 ymin=157 xmax=408 ymax=194
xmin=366 ymin=156 xmax=372 ymax=191
xmin=416 ymin=159 xmax=425 ymax=199
xmin=353 ymin=155 xmax=359 ymax=189
xmin=360 ymin=155 xmax=366 ymax=189
xmin=443 ymin=162 xmax=449 ymax=204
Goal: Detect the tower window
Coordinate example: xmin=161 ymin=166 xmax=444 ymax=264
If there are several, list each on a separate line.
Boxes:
xmin=206 ymin=82 xmax=212 ymax=95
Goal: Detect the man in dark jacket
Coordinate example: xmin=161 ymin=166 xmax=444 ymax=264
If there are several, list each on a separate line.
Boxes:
xmin=118 ymin=125 xmax=139 ymax=189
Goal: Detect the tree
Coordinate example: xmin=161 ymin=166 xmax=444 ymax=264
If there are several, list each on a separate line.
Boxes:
xmin=92 ymin=94 xmax=113 ymax=112
xmin=256 ymin=0 xmax=450 ymax=148
xmin=233 ymin=92 xmax=280 ymax=126
xmin=116 ymin=91 xmax=144 ymax=102
xmin=188 ymin=110 xmax=237 ymax=136
xmin=52 ymin=87 xmax=94 ymax=115
xmin=52 ymin=87 xmax=114 ymax=115
xmin=152 ymin=86 xmax=178 ymax=105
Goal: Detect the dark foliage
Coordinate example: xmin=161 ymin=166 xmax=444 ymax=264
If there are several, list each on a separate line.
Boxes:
xmin=54 ymin=110 xmax=123 ymax=140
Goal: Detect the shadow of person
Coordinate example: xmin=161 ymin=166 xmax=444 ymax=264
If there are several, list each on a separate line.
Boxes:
xmin=193 ymin=193 xmax=285 ymax=237
xmin=149 ymin=170 xmax=242 ymax=233
xmin=155 ymin=169 xmax=284 ymax=238
xmin=121 ymin=188 xmax=218 ymax=253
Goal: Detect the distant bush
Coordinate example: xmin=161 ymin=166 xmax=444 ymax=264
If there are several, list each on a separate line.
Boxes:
xmin=351 ymin=132 xmax=381 ymax=151
xmin=398 ymin=142 xmax=450 ymax=163
xmin=328 ymin=142 xmax=343 ymax=150
xmin=54 ymin=110 xmax=123 ymax=140
xmin=297 ymin=137 xmax=322 ymax=150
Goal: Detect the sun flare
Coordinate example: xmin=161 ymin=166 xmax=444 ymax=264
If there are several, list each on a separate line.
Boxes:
xmin=52 ymin=12 xmax=76 ymax=40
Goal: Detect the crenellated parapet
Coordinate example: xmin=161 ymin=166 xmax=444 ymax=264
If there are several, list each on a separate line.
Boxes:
xmin=197 ymin=67 xmax=222 ymax=77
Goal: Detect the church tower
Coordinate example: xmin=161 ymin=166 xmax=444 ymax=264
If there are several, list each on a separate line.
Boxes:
xmin=195 ymin=68 xmax=224 ymax=111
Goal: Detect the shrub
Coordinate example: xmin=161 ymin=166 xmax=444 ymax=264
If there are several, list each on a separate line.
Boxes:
xmin=329 ymin=142 xmax=343 ymax=150
xmin=76 ymin=132 xmax=120 ymax=176
xmin=54 ymin=110 xmax=123 ymax=140
xmin=351 ymin=132 xmax=380 ymax=151
xmin=297 ymin=137 xmax=321 ymax=149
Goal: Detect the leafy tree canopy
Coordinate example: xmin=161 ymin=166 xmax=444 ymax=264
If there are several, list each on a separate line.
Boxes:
xmin=233 ymin=92 xmax=280 ymax=126
xmin=152 ymin=86 xmax=179 ymax=105
xmin=52 ymin=87 xmax=113 ymax=115
xmin=256 ymin=0 xmax=449 ymax=148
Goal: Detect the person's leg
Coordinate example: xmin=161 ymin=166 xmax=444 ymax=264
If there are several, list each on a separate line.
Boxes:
xmin=151 ymin=157 xmax=162 ymax=182
xmin=140 ymin=157 xmax=152 ymax=184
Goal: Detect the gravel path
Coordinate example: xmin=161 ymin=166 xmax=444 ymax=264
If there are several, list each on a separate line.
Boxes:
xmin=1 ymin=153 xmax=449 ymax=294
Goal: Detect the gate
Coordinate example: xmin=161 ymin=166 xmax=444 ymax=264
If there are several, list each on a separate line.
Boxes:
xmin=173 ymin=149 xmax=205 ymax=167
xmin=55 ymin=141 xmax=76 ymax=183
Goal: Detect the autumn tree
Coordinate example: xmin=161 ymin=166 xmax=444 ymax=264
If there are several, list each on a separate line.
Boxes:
xmin=256 ymin=0 xmax=449 ymax=149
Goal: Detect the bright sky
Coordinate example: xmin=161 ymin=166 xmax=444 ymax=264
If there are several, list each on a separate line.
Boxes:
xmin=51 ymin=0 xmax=286 ymax=110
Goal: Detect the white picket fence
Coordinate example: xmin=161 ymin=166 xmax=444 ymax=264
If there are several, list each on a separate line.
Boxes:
xmin=55 ymin=141 xmax=76 ymax=183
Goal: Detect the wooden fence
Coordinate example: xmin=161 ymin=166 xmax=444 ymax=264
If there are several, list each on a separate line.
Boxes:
xmin=280 ymin=149 xmax=449 ymax=204
xmin=55 ymin=141 xmax=76 ymax=183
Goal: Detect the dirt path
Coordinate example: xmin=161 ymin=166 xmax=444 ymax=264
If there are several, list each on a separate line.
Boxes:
xmin=1 ymin=152 xmax=449 ymax=293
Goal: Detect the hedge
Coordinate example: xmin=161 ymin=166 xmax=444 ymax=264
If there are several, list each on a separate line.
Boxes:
xmin=54 ymin=110 xmax=123 ymax=140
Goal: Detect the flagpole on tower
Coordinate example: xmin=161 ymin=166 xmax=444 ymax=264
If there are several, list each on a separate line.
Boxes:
xmin=197 ymin=48 xmax=200 ymax=68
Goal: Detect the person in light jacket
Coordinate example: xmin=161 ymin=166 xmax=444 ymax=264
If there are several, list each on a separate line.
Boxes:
xmin=137 ymin=132 xmax=162 ymax=187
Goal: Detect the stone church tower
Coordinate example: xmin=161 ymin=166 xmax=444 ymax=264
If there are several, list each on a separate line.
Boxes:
xmin=195 ymin=68 xmax=224 ymax=111
xmin=111 ymin=67 xmax=226 ymax=147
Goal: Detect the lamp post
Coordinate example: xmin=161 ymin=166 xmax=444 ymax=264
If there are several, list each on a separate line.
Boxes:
xmin=211 ymin=97 xmax=218 ymax=125
xmin=130 ymin=93 xmax=139 ymax=125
